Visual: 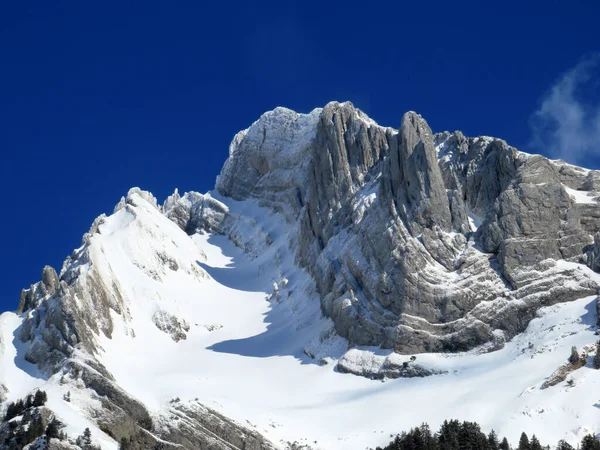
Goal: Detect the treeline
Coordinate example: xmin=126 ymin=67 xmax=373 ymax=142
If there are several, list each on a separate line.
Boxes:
xmin=374 ymin=420 xmax=600 ymax=450
xmin=3 ymin=390 xmax=47 ymax=421
xmin=1 ymin=390 xmax=101 ymax=449
xmin=1 ymin=390 xmax=63 ymax=448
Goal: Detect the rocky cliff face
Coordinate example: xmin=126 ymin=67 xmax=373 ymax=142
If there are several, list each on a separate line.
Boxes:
xmin=213 ymin=101 xmax=600 ymax=354
xmin=3 ymin=101 xmax=600 ymax=449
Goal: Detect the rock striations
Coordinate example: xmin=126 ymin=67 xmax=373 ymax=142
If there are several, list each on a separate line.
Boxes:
xmin=214 ymin=101 xmax=600 ymax=354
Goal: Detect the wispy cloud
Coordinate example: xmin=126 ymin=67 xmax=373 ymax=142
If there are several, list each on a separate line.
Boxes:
xmin=529 ymin=54 xmax=600 ymax=165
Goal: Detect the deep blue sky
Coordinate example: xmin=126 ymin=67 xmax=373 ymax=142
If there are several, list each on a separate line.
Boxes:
xmin=1 ymin=1 xmax=599 ymax=313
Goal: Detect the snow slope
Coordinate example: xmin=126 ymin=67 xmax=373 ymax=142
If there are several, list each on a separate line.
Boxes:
xmin=3 ymin=192 xmax=596 ymax=449
xmin=2 ymin=188 xmax=600 ymax=449
xmin=564 ymin=186 xmax=598 ymax=204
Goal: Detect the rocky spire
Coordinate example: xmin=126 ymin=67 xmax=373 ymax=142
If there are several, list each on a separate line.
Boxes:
xmin=382 ymin=111 xmax=452 ymax=235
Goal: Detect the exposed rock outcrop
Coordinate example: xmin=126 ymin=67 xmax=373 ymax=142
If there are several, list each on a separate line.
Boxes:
xmin=541 ymin=344 xmax=594 ymax=389
xmin=336 ymin=349 xmax=446 ymax=380
xmin=153 ymin=310 xmax=190 ymax=342
xmin=17 ymin=266 xmax=60 ymax=315
xmin=382 ymin=111 xmax=452 ymax=234
xmin=213 ymin=101 xmax=600 ymax=355
xmin=158 ymin=400 xmax=277 ymax=450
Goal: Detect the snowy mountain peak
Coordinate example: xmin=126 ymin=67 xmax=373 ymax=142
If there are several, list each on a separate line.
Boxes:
xmin=3 ymin=102 xmax=600 ymax=449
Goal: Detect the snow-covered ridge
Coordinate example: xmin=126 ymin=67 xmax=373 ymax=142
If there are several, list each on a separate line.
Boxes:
xmin=217 ymin=101 xmax=395 ymax=199
xmin=229 ymin=106 xmax=322 ymax=159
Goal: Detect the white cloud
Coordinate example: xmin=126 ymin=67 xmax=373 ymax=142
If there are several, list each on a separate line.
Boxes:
xmin=529 ymin=55 xmax=600 ymax=165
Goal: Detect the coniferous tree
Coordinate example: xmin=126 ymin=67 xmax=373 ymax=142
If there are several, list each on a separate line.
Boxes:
xmin=569 ymin=346 xmax=580 ymax=365
xmin=83 ymin=427 xmax=92 ymax=444
xmin=24 ymin=394 xmax=34 ymax=409
xmin=422 ymin=423 xmax=439 ymax=450
xmin=46 ymin=417 xmax=64 ymax=439
xmin=14 ymin=423 xmax=27 ymax=446
xmin=26 ymin=414 xmax=45 ymax=443
xmin=530 ymin=435 xmax=542 ymax=450
xmin=21 ymin=408 xmax=32 ymax=426
xmin=412 ymin=425 xmax=426 ymax=450
xmin=15 ymin=399 xmax=24 ymax=418
xmin=459 ymin=421 xmax=489 ymax=450
xmin=119 ymin=437 xmax=131 ymax=450
xmin=32 ymin=390 xmax=47 ymax=407
xmin=4 ymin=402 xmax=15 ymax=421
xmin=488 ymin=430 xmax=500 ymax=450
xmin=370 ymin=419 xmax=600 ymax=450
xmin=438 ymin=420 xmax=461 ymax=450
xmin=594 ymin=341 xmax=600 ymax=370
xmin=499 ymin=437 xmax=511 ymax=450
xmin=518 ymin=432 xmax=530 ymax=450
xmin=556 ymin=440 xmax=574 ymax=450
xmin=4 ymin=399 xmax=25 ymax=421
xmin=581 ymin=435 xmax=600 ymax=450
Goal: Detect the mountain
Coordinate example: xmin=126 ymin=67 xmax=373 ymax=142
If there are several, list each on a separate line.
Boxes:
xmin=1 ymin=101 xmax=600 ymax=449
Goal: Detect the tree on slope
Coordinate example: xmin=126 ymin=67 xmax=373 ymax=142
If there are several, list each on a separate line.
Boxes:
xmin=410 ymin=423 xmax=438 ymax=450
xmin=76 ymin=427 xmax=93 ymax=447
xmin=556 ymin=440 xmax=575 ymax=450
xmin=488 ymin=430 xmax=500 ymax=450
xmin=83 ymin=427 xmax=92 ymax=444
xmin=581 ymin=434 xmax=600 ymax=450
xmin=26 ymin=414 xmax=45 ymax=443
xmin=438 ymin=420 xmax=461 ymax=450
xmin=518 ymin=432 xmax=530 ymax=450
xmin=4 ymin=399 xmax=25 ymax=421
xmin=458 ymin=421 xmax=490 ymax=450
xmin=569 ymin=346 xmax=580 ymax=365
xmin=499 ymin=437 xmax=511 ymax=450
xmin=529 ymin=435 xmax=542 ymax=450
xmin=32 ymin=390 xmax=47 ymax=407
xmin=46 ymin=417 xmax=65 ymax=440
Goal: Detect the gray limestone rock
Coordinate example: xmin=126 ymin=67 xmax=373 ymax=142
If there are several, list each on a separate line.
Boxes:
xmin=17 ymin=266 xmax=60 ymax=314
xmin=584 ymin=233 xmax=600 ymax=272
xmin=336 ymin=354 xmax=446 ymax=380
xmin=152 ymin=310 xmax=190 ymax=342
xmin=158 ymin=400 xmax=278 ymax=450
xmin=213 ymin=102 xmax=600 ymax=356
xmin=41 ymin=266 xmax=59 ymax=296
xmin=0 ymin=384 xmax=7 ymax=404
xmin=382 ymin=111 xmax=452 ymax=235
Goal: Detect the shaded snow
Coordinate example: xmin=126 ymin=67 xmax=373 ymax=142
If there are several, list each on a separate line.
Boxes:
xmin=466 ymin=208 xmax=482 ymax=232
xmin=564 ymin=186 xmax=597 ymax=204
xmin=0 ymin=312 xmax=42 ymax=400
